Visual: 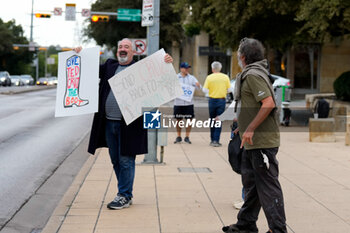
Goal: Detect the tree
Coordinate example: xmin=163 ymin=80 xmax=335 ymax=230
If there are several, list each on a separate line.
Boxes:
xmin=175 ymin=0 xmax=350 ymax=49
xmin=0 ymin=19 xmax=33 ymax=75
xmin=296 ymin=0 xmax=350 ymax=42
xmin=84 ymin=0 xmax=183 ymax=50
xmin=174 ymin=0 xmax=302 ymax=50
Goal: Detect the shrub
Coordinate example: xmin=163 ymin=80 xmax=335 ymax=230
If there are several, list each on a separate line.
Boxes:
xmin=333 ymin=71 xmax=350 ymax=101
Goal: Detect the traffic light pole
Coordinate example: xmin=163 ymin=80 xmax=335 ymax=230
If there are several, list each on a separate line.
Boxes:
xmin=143 ymin=0 xmax=160 ymax=164
xmin=30 ymin=0 xmax=34 ymax=42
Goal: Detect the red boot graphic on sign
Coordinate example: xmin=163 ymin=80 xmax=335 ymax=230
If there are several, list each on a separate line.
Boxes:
xmin=64 ymin=55 xmax=89 ymax=108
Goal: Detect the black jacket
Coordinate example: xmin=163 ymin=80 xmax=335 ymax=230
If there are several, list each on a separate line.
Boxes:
xmin=88 ymin=59 xmax=148 ymax=155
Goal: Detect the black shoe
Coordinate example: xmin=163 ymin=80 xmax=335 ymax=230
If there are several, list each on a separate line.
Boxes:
xmin=184 ymin=137 xmax=191 ymax=144
xmin=174 ymin=136 xmax=182 ymax=144
xmin=107 ymin=195 xmax=132 ymax=210
xmin=222 ymin=223 xmax=258 ymax=233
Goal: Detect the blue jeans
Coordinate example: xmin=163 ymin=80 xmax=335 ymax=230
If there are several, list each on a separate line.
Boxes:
xmin=105 ymin=120 xmax=136 ymax=199
xmin=209 ymin=98 xmax=226 ymax=142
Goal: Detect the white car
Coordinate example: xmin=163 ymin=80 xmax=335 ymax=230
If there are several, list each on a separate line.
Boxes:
xmin=9 ymin=75 xmax=24 ymax=86
xmin=270 ymin=74 xmax=291 ymax=89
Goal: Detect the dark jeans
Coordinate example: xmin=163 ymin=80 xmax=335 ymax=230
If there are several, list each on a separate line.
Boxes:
xmin=105 ymin=119 xmax=136 ymax=200
xmin=209 ymin=98 xmax=226 ymax=142
xmin=238 ymin=148 xmax=287 ymax=233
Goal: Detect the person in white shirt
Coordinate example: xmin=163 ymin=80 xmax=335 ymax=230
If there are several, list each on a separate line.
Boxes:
xmin=173 ymin=62 xmax=201 ymax=144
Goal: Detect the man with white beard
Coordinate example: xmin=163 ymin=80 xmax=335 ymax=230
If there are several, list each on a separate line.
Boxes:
xmin=74 ymin=38 xmax=173 ymax=210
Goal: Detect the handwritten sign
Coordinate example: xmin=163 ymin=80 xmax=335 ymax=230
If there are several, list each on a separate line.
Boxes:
xmin=177 ymin=83 xmax=195 ymax=102
xmin=55 ymin=47 xmax=100 ymax=117
xmin=108 ymin=49 xmax=183 ymax=125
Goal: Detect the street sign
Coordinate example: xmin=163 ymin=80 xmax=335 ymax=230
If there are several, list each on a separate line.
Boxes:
xmin=81 ymin=8 xmax=90 ymax=17
xmin=117 ymin=8 xmax=141 ymax=22
xmin=29 ymin=42 xmax=36 ymax=52
xmin=65 ymin=3 xmax=76 ymax=21
xmin=54 ymin=7 xmax=62 ymax=16
xmin=142 ymin=0 xmax=154 ymax=27
xmin=131 ymin=39 xmax=147 ymax=55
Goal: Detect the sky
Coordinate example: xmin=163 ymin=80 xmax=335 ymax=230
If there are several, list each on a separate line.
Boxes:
xmin=0 ymin=0 xmax=97 ymax=48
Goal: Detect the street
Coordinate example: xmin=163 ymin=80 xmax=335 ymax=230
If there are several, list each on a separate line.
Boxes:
xmin=0 ymin=88 xmax=93 ymax=232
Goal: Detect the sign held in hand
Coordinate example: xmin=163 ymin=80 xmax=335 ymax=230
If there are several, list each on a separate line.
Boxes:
xmin=108 ymin=49 xmax=183 ymax=125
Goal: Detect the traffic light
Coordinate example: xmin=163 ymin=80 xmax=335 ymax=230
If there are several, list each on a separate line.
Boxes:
xmin=35 ymin=13 xmax=51 ymax=18
xmin=91 ymin=15 xmax=109 ymax=22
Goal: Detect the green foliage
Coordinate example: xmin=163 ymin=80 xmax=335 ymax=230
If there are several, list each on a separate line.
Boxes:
xmin=183 ymin=23 xmax=201 ymax=37
xmin=84 ymin=0 xmax=183 ymax=50
xmin=175 ymin=0 xmax=350 ymax=50
xmin=0 ymin=18 xmax=33 ymax=75
xmin=296 ymin=0 xmax=350 ymax=42
xmin=333 ymin=71 xmax=350 ymax=101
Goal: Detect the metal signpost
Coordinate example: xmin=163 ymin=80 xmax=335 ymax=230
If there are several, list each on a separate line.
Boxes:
xmin=142 ymin=0 xmax=161 ymax=164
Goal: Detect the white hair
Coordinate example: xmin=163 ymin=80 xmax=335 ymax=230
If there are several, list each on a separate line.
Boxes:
xmin=211 ymin=61 xmax=222 ymax=72
xmin=118 ymin=38 xmax=134 ymax=50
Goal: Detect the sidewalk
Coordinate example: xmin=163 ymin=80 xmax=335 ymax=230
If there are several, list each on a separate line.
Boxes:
xmin=42 ymin=129 xmax=350 ymax=233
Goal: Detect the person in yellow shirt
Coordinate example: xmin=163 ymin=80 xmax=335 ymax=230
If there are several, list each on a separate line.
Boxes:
xmin=203 ymin=61 xmax=232 ymax=147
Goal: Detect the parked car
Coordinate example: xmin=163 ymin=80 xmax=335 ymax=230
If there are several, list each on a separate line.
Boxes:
xmin=10 ymin=75 xmax=25 ymax=86
xmin=0 ymin=71 xmax=11 ymax=86
xmin=225 ymin=74 xmax=291 ymax=102
xmin=20 ymin=74 xmax=34 ymax=85
xmin=270 ymin=74 xmax=291 ymax=89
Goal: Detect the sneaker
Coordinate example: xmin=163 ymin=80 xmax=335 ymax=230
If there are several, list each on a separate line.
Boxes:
xmin=233 ymin=200 xmax=244 ymax=210
xmin=107 ymin=195 xmax=132 ymax=210
xmin=184 ymin=137 xmax=192 ymax=144
xmin=212 ymin=141 xmax=222 ymax=147
xmin=222 ymin=223 xmax=258 ymax=233
xmin=210 ymin=141 xmax=214 ymax=146
xmin=174 ymin=136 xmax=182 ymax=144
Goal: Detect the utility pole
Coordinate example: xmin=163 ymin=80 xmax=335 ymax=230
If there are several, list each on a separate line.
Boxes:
xmin=143 ymin=0 xmax=160 ymax=163
xmin=30 ymin=0 xmax=34 ymax=42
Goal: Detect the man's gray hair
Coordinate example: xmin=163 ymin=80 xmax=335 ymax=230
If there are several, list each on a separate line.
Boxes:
xmin=211 ymin=61 xmax=222 ymax=72
xmin=118 ymin=38 xmax=134 ymax=50
xmin=237 ymin=38 xmax=265 ymax=65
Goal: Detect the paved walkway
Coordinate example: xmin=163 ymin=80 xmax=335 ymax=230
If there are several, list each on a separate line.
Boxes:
xmin=42 ymin=129 xmax=350 ymax=233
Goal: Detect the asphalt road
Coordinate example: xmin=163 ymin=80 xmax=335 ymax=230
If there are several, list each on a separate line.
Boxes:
xmin=0 ymin=88 xmax=93 ymax=232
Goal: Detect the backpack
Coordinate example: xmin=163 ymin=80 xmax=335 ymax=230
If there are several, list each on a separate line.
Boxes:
xmin=314 ymin=99 xmax=330 ymax=118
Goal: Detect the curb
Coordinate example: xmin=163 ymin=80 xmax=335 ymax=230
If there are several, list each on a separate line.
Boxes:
xmin=41 ymin=149 xmax=101 ymax=233
xmin=0 ymin=85 xmax=56 ymax=95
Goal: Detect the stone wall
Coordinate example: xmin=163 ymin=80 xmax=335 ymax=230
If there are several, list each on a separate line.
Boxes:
xmin=320 ymin=39 xmax=350 ymax=93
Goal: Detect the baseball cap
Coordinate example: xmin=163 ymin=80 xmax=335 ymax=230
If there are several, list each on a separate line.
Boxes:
xmin=180 ymin=62 xmax=191 ymax=68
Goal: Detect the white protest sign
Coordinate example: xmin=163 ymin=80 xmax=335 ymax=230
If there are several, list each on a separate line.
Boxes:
xmin=55 ymin=47 xmax=100 ymax=117
xmin=108 ymin=49 xmax=183 ymax=125
xmin=177 ymin=83 xmax=195 ymax=102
